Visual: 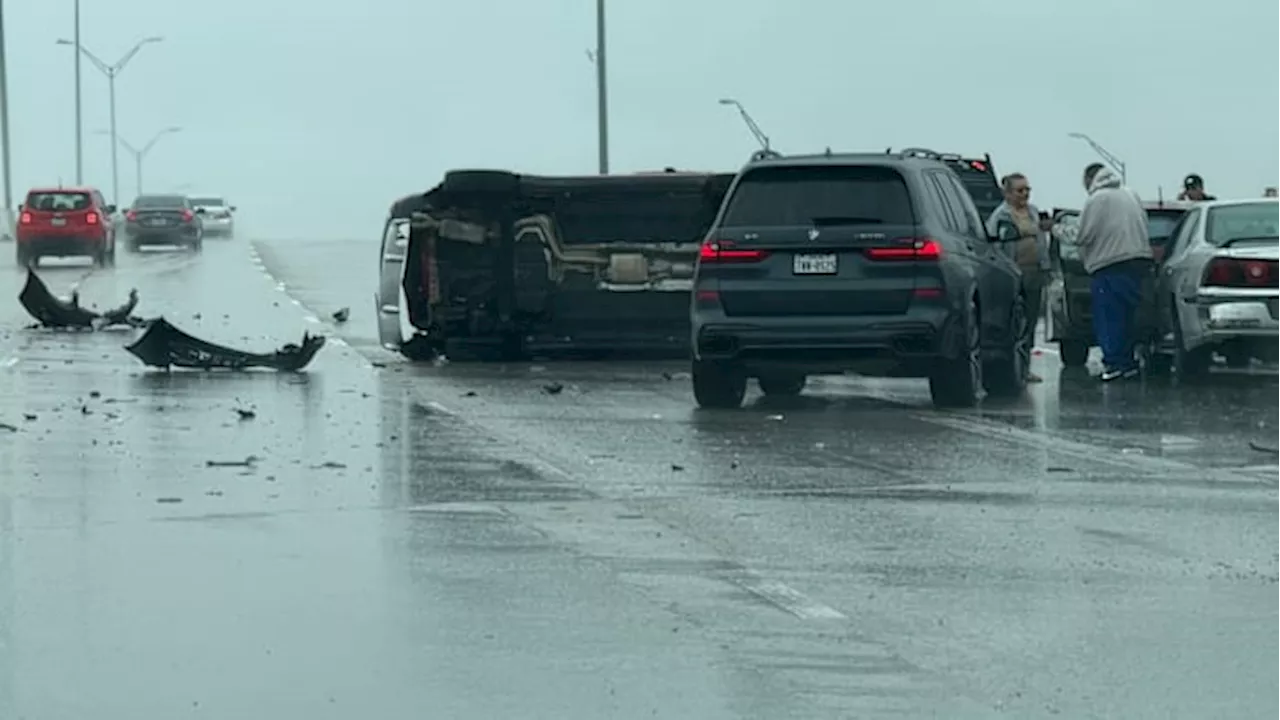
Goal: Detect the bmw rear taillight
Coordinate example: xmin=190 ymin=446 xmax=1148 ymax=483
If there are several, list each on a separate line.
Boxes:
xmin=125 ymin=210 xmax=137 ymax=221
xmin=181 ymin=209 xmax=194 ymax=222
xmin=698 ymin=239 xmax=770 ymax=264
xmin=85 ymin=211 xmax=99 ymax=225
xmin=865 ymin=238 xmax=942 ymax=261
xmin=19 ymin=212 xmax=31 ymax=224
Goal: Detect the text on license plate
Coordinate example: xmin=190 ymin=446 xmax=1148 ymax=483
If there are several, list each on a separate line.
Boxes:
xmin=145 ymin=217 xmax=167 ymax=225
xmin=793 ymin=253 xmax=838 ymax=275
xmin=50 ymin=218 xmax=66 ymax=226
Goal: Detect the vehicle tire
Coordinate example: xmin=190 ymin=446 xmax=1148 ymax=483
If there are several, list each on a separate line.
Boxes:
xmin=984 ymin=294 xmax=1030 ymax=398
xmin=1144 ymin=349 xmax=1173 ymax=377
xmin=191 ymin=237 xmax=203 ymax=253
xmin=1059 ymin=339 xmax=1089 ymax=367
xmin=758 ymin=372 xmax=806 ymax=396
xmin=441 ymin=169 xmax=521 ymax=197
xmin=1171 ymin=298 xmax=1211 ymax=381
xmin=92 ymin=247 xmax=106 ymax=267
xmin=398 ymin=334 xmax=439 ymax=362
xmin=106 ymin=242 xmax=117 ymax=266
xmin=692 ymin=359 xmax=747 ymax=409
xmin=929 ymin=296 xmax=982 ymax=408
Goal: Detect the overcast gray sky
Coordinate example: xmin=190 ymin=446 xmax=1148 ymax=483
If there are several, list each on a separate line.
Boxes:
xmin=8 ymin=0 xmax=1278 ymax=239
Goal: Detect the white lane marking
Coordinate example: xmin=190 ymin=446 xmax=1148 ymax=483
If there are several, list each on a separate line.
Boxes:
xmin=730 ymin=573 xmax=847 ymax=620
xmin=1 ymin=357 xmax=18 ymax=369
xmin=916 ymin=411 xmax=1264 ymax=482
xmin=425 ymin=400 xmax=455 ymax=415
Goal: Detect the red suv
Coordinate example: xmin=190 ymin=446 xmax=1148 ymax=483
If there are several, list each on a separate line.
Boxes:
xmin=15 ymin=187 xmax=117 ymax=267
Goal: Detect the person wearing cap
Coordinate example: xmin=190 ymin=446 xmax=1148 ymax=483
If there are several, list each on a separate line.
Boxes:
xmin=985 ymin=172 xmax=1052 ymax=382
xmin=1177 ymin=174 xmax=1217 ymax=201
xmin=1076 ymin=163 xmax=1153 ymax=381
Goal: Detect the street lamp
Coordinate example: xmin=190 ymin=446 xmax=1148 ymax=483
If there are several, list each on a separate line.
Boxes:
xmin=1068 ymin=132 xmax=1126 ymax=185
xmin=0 ymin=0 xmax=12 ymax=212
xmin=594 ymin=0 xmax=608 ymax=174
xmin=718 ymin=98 xmax=774 ymax=157
xmin=95 ymin=126 xmax=180 ymax=199
xmin=55 ymin=35 xmax=163 ymax=207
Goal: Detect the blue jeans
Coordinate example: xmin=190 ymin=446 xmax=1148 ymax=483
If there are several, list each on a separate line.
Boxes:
xmin=1090 ymin=264 xmax=1144 ymax=371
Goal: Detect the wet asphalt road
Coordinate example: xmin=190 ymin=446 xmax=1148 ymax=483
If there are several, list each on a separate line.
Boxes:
xmin=0 ymin=236 xmax=1276 ymax=719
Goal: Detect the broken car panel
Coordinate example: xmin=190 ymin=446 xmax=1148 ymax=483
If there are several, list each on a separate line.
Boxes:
xmin=19 ymin=269 xmax=143 ymax=329
xmin=125 ymin=317 xmax=325 ymax=371
xmin=376 ymin=168 xmax=734 ymax=360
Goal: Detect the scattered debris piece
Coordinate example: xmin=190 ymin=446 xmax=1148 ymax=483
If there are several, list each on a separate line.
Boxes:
xmin=125 ymin=317 xmax=325 ymax=371
xmin=156 ymin=497 xmax=184 ymax=504
xmin=671 ymin=464 xmax=685 ymax=472
xmin=22 ymin=414 xmax=36 ymax=422
xmin=89 ymin=390 xmax=101 ymax=398
xmin=370 ymin=361 xmax=387 ymax=368
xmin=206 ymin=455 xmax=260 ymax=468
xmin=19 ymin=270 xmax=145 ymax=329
xmin=542 ymin=382 xmax=565 ymax=395
xmin=312 ymin=461 xmax=347 ymax=469
xmin=332 ymin=307 xmax=350 ymax=323
xmin=463 ymin=390 xmax=478 ymax=397
xmin=662 ymin=371 xmax=674 ymax=381
xmin=192 ymin=313 xmax=202 ymax=320
xmin=80 ymin=405 xmax=92 ymax=415
xmin=1047 ymin=466 xmax=1075 ymax=473
xmin=0 ymin=422 xmax=17 ymax=432
xmin=205 ymin=490 xmax=224 ymax=497
xmin=1249 ymin=441 xmax=1279 ymax=454
xmin=766 ymin=414 xmax=784 ymax=421
xmin=235 ymin=408 xmax=256 ymax=420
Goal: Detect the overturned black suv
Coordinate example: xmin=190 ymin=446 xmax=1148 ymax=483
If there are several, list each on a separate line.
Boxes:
xmin=375 ymin=168 xmax=733 ymax=360
xmin=689 ymin=150 xmax=1029 ymax=409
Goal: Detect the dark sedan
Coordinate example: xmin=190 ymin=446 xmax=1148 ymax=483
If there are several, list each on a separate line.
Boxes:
xmin=123 ymin=194 xmax=204 ymax=252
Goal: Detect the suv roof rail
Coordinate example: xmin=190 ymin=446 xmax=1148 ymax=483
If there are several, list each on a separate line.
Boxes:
xmin=886 ymin=147 xmax=995 ymax=169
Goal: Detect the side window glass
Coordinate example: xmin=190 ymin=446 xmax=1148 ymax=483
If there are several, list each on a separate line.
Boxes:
xmin=926 ymin=174 xmax=961 ymax=233
xmin=944 ymin=174 xmax=987 ymax=238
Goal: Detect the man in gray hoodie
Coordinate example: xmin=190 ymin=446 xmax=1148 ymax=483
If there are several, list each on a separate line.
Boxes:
xmin=1076 ymin=163 xmax=1153 ymax=381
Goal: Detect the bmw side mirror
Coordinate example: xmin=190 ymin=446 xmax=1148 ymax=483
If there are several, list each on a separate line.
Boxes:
xmin=993 ymin=220 xmax=1020 ymax=243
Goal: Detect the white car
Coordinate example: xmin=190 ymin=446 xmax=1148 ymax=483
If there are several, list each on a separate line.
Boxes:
xmin=189 ymin=196 xmax=236 ymax=236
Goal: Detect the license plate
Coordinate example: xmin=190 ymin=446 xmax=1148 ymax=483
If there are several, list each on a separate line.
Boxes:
xmin=50 ymin=218 xmax=66 ymax=226
xmin=793 ymin=253 xmax=837 ymax=275
xmin=144 ymin=217 xmax=167 ymax=226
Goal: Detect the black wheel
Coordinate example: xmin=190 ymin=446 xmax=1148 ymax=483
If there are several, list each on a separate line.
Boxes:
xmin=398 ymin=334 xmax=439 ymax=362
xmin=1144 ymin=349 xmax=1173 ymax=377
xmin=441 ymin=169 xmax=521 ymax=196
xmin=692 ymin=358 xmax=747 ymax=409
xmin=92 ymin=246 xmax=107 ymax=267
xmin=1059 ymin=339 xmax=1089 ymax=367
xmin=929 ymin=296 xmax=982 ymax=408
xmin=984 ymin=294 xmax=1030 ymax=398
xmin=758 ymin=371 xmax=806 ymax=396
xmin=191 ymin=237 xmax=204 ymax=252
xmin=1171 ymin=300 xmax=1211 ymax=380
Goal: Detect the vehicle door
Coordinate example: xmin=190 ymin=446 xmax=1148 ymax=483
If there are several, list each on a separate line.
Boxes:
xmin=930 ymin=170 xmax=1010 ymax=338
xmin=1162 ymin=203 xmax=1208 ymax=335
xmin=93 ymin=190 xmax=114 ymax=244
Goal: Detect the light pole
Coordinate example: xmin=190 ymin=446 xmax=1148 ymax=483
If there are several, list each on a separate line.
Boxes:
xmin=72 ymin=0 xmax=82 ymax=184
xmin=0 ymin=0 xmax=12 ymax=211
xmin=96 ymin=126 xmax=180 ymax=199
xmin=55 ymin=35 xmax=163 ymax=207
xmin=1068 ymin=132 xmax=1126 ymax=185
xmin=594 ymin=0 xmax=608 ymax=174
xmin=718 ymin=98 xmax=774 ymax=156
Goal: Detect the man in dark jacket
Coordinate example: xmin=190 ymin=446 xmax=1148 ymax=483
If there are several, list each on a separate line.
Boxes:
xmin=1177 ymin=174 xmax=1217 ymax=201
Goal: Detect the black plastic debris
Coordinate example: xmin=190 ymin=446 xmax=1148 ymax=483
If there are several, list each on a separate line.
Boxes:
xmin=542 ymin=382 xmax=565 ymax=395
xmin=125 ymin=318 xmax=325 ymax=372
xmin=332 ymin=307 xmax=350 ymax=323
xmin=19 ymin=269 xmax=146 ymax=330
xmin=235 ymin=408 xmax=256 ymax=420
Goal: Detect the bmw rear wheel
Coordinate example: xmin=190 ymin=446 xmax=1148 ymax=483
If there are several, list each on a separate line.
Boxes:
xmin=692 ymin=359 xmax=747 ymax=409
xmin=984 ymin=294 xmax=1030 ymax=398
xmin=929 ymin=297 xmax=982 ymax=408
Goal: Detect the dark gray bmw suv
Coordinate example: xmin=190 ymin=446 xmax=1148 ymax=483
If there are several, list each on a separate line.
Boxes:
xmin=689 ymin=151 xmax=1029 ymax=409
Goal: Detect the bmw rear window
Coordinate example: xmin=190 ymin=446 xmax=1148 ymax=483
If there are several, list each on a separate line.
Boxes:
xmin=189 ymin=197 xmax=225 ymax=207
xmin=720 ymin=165 xmax=913 ymax=227
xmin=134 ymin=195 xmax=187 ymax=209
xmin=26 ymin=192 xmax=91 ymax=211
